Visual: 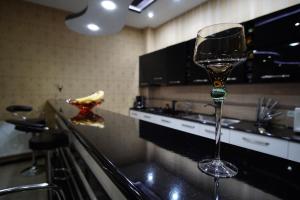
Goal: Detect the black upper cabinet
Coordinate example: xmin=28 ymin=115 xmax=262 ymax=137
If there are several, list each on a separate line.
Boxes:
xmin=186 ymin=39 xmax=210 ymax=84
xmin=165 ymin=42 xmax=187 ymax=85
xmin=139 ymin=4 xmax=300 ymax=87
xmin=139 ymin=49 xmax=167 ymax=86
xmin=248 ymin=4 xmax=300 ymax=83
xmin=139 ymin=42 xmax=187 ymax=86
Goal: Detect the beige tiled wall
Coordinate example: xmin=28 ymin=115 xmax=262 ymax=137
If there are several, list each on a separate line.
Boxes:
xmin=0 ymin=0 xmax=145 ymax=119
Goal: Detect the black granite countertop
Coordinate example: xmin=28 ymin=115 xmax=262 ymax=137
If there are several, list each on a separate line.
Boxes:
xmin=130 ymin=107 xmax=300 ymax=143
xmin=48 ymin=100 xmax=300 ymax=200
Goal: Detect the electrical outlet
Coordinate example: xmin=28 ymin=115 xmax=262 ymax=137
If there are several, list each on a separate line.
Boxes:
xmin=287 ymin=110 xmax=295 ymax=118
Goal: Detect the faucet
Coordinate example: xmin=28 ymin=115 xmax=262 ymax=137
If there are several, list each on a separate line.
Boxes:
xmin=256 ymin=97 xmax=281 ymax=127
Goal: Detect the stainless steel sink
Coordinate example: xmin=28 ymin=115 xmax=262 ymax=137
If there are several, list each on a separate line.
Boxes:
xmin=181 ymin=114 xmax=240 ymax=126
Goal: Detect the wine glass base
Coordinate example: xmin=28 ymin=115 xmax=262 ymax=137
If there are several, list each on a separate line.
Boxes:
xmin=198 ymin=159 xmax=238 ymax=178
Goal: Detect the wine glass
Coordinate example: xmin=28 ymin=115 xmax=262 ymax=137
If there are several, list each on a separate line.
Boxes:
xmin=193 ymin=23 xmax=246 ymax=178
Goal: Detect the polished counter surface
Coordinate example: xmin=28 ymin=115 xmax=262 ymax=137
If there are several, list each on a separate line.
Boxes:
xmin=48 ymin=100 xmax=300 ymax=200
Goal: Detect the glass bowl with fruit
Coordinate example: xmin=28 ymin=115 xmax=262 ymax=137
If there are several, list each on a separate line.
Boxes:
xmin=66 ymin=91 xmax=104 ymax=113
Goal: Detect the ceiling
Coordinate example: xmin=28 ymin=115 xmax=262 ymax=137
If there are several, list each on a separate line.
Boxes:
xmin=25 ymin=0 xmax=207 ymax=29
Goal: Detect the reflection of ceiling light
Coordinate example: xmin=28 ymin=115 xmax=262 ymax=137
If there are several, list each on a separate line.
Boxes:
xmin=170 ymin=189 xmax=180 ymax=200
xmin=101 ymin=0 xmax=117 ymax=10
xmin=171 ymin=192 xmax=179 ymax=200
xmin=129 ymin=0 xmax=156 ymax=13
xmin=87 ymin=23 xmax=100 ymax=31
xmin=173 ymin=0 xmax=181 ymax=2
xmin=295 ymin=22 xmax=300 ymax=27
xmin=148 ymin=11 xmax=154 ymax=18
xmin=289 ymin=42 xmax=299 ymax=47
xmin=147 ymin=172 xmax=153 ymax=182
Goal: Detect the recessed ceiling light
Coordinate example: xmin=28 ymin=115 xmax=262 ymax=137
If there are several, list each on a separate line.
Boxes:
xmin=87 ymin=23 xmax=100 ymax=31
xmin=295 ymin=22 xmax=300 ymax=27
xmin=289 ymin=42 xmax=299 ymax=47
xmin=129 ymin=0 xmax=156 ymax=13
xmin=101 ymin=0 xmax=117 ymax=11
xmin=148 ymin=11 xmax=154 ymax=18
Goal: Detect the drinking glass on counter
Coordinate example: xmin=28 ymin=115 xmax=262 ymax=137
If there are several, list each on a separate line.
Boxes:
xmin=193 ymin=23 xmax=247 ymax=178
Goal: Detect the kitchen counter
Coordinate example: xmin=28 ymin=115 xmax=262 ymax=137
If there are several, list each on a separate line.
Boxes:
xmin=130 ymin=107 xmax=300 ymax=143
xmin=47 ymin=100 xmax=300 ymax=200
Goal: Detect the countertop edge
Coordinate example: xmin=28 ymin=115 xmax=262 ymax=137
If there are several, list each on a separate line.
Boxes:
xmin=47 ymin=101 xmax=148 ymax=200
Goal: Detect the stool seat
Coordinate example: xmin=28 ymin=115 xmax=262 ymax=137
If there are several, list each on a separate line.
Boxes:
xmin=15 ymin=125 xmax=47 ymax=133
xmin=29 ymin=130 xmax=69 ymax=150
xmin=6 ymin=119 xmax=46 ymax=128
xmin=6 ymin=105 xmax=32 ymax=113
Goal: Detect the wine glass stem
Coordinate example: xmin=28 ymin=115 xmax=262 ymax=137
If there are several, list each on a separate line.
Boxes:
xmin=214 ymin=100 xmax=223 ymax=160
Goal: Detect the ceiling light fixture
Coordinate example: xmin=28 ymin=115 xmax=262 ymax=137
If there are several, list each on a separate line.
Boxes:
xmin=289 ymin=42 xmax=299 ymax=47
xmin=101 ymin=0 xmax=117 ymax=11
xmin=295 ymin=22 xmax=300 ymax=27
xmin=87 ymin=23 xmax=100 ymax=31
xmin=129 ymin=0 xmax=156 ymax=13
xmin=148 ymin=11 xmax=154 ymax=18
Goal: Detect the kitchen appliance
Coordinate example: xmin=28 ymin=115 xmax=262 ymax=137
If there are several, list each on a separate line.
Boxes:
xmin=134 ymin=96 xmax=146 ymax=109
xmin=294 ymin=107 xmax=300 ymax=133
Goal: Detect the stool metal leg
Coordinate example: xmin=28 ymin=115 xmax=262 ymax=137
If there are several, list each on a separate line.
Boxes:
xmin=21 ymin=151 xmax=44 ymax=176
xmin=0 ymin=183 xmax=65 ymax=200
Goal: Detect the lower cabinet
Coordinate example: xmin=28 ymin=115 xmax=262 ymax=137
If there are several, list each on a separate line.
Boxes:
xmin=229 ymin=130 xmax=288 ymax=159
xmin=288 ymin=142 xmax=300 ymax=163
xmin=129 ymin=110 xmax=300 ymax=163
xmin=200 ymin=124 xmax=230 ymax=143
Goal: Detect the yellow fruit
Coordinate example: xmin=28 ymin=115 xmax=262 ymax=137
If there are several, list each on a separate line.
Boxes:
xmin=74 ymin=90 xmax=104 ymax=103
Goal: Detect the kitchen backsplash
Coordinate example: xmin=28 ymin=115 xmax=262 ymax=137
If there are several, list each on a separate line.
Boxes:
xmin=140 ymin=83 xmax=300 ymax=127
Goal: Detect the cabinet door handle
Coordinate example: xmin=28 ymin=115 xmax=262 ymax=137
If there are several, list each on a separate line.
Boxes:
xmin=144 ymin=115 xmax=151 ymax=119
xmin=182 ymin=124 xmax=195 ymax=129
xmin=193 ymin=79 xmax=208 ymax=83
xmin=161 ymin=119 xmax=171 ymax=123
xmin=153 ymin=77 xmax=163 ymax=80
xmin=260 ymin=74 xmax=290 ymax=79
xmin=168 ymin=80 xmax=181 ymax=84
xmin=242 ymin=137 xmax=270 ymax=146
xmin=227 ymin=77 xmax=237 ymax=81
xmin=205 ymin=129 xmax=223 ymax=135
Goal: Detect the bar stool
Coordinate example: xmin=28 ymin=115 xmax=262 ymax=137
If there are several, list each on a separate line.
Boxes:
xmin=0 ymin=130 xmax=68 ymax=200
xmin=5 ymin=120 xmax=49 ymax=176
xmin=6 ymin=104 xmax=46 ymax=126
xmin=6 ymin=105 xmax=32 ymax=120
xmin=6 ymin=105 xmax=48 ymax=176
xmin=28 ymin=130 xmax=69 ymax=176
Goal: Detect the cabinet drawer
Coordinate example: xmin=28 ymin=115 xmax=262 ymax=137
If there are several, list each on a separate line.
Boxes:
xmin=140 ymin=113 xmax=158 ymax=123
xmin=202 ymin=125 xmax=230 ymax=143
xmin=173 ymin=119 xmax=199 ymax=135
xmin=288 ymin=142 xmax=300 ymax=163
xmin=230 ymin=130 xmax=288 ymax=158
xmin=157 ymin=116 xmax=177 ymax=129
xmin=129 ymin=110 xmax=142 ymax=120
